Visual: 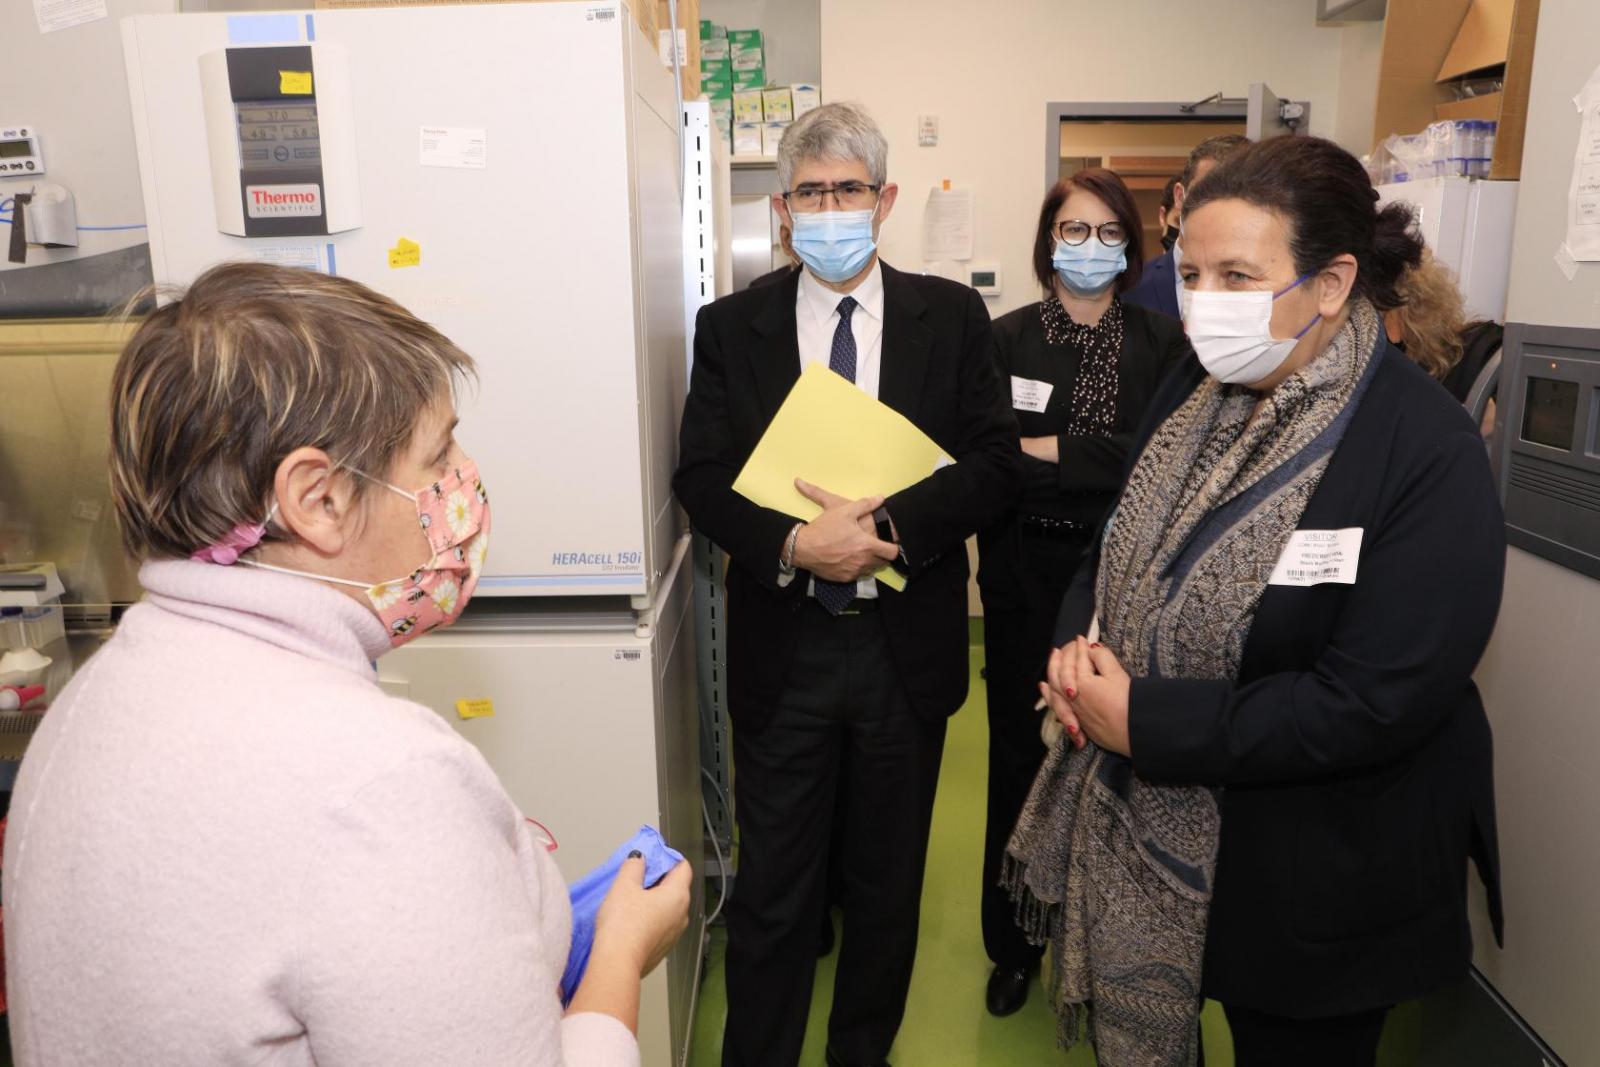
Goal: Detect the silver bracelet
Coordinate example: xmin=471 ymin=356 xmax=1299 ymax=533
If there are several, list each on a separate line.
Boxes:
xmin=780 ymin=522 xmax=804 ymax=575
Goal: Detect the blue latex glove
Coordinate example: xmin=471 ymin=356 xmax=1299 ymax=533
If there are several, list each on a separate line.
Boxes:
xmin=561 ymin=825 xmax=685 ymax=1005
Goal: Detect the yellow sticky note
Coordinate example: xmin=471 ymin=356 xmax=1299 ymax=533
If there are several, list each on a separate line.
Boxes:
xmin=455 ymin=698 xmax=495 ymax=720
xmin=279 ymin=70 xmax=313 ymax=95
xmin=387 ymin=237 xmax=421 ymax=269
xmin=732 ymin=363 xmax=956 ymax=593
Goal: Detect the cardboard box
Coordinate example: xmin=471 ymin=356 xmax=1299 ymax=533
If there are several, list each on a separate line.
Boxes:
xmin=1437 ymin=0 xmax=1514 ymax=82
xmin=700 ymin=19 xmax=724 ymax=39
xmin=701 ymin=57 xmax=731 ymax=80
xmin=728 ymin=28 xmax=763 ymax=52
xmin=762 ymin=121 xmax=790 ymax=158
xmin=1435 ymin=92 xmax=1503 ymax=121
xmin=733 ymin=122 xmax=763 ymax=157
xmin=731 ymin=46 xmax=765 ymax=72
xmin=791 ymin=83 xmax=821 ymax=118
xmin=762 ymin=87 xmax=793 ymax=123
xmin=733 ymin=88 xmax=766 ymax=124
xmin=732 ymin=67 xmax=767 ymax=91
xmin=709 ymin=97 xmax=733 ymax=124
xmin=700 ymin=36 xmax=729 ymax=60
xmin=700 ymin=72 xmax=733 ymax=100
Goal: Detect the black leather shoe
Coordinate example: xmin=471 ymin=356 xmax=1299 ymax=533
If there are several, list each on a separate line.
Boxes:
xmin=985 ymin=966 xmax=1032 ymax=1017
xmin=825 ymin=1047 xmax=890 ymax=1067
xmin=818 ymin=909 xmax=836 ymax=958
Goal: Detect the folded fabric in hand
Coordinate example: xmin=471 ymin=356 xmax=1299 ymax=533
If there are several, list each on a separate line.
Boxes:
xmin=561 ymin=825 xmax=686 ymax=1005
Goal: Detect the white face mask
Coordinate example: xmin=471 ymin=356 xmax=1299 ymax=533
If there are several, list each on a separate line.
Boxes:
xmin=1179 ymin=274 xmax=1320 ymax=385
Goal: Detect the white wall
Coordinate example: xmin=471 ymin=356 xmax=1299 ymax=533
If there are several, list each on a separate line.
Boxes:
xmin=819 ymin=0 xmax=1358 ymax=318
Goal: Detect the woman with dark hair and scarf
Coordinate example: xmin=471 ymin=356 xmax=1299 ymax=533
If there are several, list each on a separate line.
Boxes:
xmin=975 ymin=167 xmax=1190 ymax=1018
xmin=1006 ymin=136 xmax=1506 ymax=1067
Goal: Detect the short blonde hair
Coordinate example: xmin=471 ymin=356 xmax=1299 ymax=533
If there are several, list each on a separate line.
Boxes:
xmin=1393 ymin=254 xmax=1468 ymax=383
xmin=110 ymin=262 xmax=475 ymax=561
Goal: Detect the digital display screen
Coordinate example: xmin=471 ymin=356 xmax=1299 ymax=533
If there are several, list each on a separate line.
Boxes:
xmin=236 ymin=102 xmax=320 ymax=167
xmin=1521 ymin=376 xmax=1579 ymax=450
xmin=0 ymin=140 xmax=31 ymax=159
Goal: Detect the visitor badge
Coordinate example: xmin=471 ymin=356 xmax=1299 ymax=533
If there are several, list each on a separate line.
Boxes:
xmin=1012 ymin=376 xmax=1054 ymax=413
xmin=1268 ymin=528 xmax=1364 ymax=587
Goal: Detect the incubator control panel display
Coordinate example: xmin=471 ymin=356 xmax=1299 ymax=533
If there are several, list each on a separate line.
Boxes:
xmin=1520 ymin=377 xmax=1580 ymax=450
xmin=199 ymin=43 xmax=358 ymax=237
xmin=236 ymin=103 xmax=322 ymax=169
xmin=0 ymin=125 xmax=43 ymax=175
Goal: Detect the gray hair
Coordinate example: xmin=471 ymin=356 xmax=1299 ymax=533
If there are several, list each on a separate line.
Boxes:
xmin=776 ymin=102 xmax=889 ymax=191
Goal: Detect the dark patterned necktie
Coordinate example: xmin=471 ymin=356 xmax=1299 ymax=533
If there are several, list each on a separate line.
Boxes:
xmin=814 ymin=296 xmax=859 ymax=616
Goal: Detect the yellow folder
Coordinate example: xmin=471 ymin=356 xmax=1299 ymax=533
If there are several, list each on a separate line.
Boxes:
xmin=732 ymin=363 xmax=955 ymax=592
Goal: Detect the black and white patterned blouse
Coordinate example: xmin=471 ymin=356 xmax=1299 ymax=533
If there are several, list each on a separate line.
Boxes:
xmin=1040 ymin=295 xmax=1124 ymax=439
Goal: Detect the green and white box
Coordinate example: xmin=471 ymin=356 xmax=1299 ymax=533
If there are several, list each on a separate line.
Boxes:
xmin=700 ymin=36 xmax=729 ymax=60
xmin=732 ymin=66 xmax=767 ymax=91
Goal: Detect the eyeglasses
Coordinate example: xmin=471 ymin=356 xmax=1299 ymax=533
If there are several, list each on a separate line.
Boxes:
xmin=782 ymin=182 xmax=883 ymax=213
xmin=1055 ymin=219 xmax=1128 ymax=248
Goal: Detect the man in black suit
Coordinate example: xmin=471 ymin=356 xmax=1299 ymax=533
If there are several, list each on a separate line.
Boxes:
xmin=1124 ymin=133 xmax=1251 ymax=320
xmin=674 ymin=103 xmax=1021 ymax=1067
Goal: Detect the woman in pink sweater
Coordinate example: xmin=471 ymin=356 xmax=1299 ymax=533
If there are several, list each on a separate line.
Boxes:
xmin=2 ymin=263 xmax=689 ymax=1066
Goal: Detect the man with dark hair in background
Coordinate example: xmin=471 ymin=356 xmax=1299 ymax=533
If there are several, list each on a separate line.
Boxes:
xmin=1124 ymin=133 xmax=1250 ymax=320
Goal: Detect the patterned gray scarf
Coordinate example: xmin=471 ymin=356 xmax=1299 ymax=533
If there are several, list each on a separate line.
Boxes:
xmin=1004 ymin=300 xmax=1384 ymax=1066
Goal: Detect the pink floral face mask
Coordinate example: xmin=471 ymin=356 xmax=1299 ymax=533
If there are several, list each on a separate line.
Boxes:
xmin=197 ymin=459 xmax=491 ymax=650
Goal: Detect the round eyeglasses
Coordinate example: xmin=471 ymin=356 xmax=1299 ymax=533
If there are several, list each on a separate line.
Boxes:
xmin=1055 ymin=219 xmax=1128 ymax=248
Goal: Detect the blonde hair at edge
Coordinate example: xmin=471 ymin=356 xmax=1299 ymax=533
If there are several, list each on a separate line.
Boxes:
xmin=109 ymin=262 xmax=476 ymax=562
xmin=1388 ymin=253 xmax=1469 ymax=383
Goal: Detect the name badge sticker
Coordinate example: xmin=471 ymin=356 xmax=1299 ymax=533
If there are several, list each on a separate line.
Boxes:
xmin=1269 ymin=528 xmax=1364 ymax=587
xmin=1011 ymin=375 xmax=1054 ymax=413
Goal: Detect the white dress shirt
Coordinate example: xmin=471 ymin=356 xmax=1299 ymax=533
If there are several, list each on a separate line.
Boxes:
xmin=788 ymin=261 xmax=887 ymax=599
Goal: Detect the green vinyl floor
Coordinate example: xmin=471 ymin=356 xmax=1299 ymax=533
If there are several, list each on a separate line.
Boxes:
xmin=687 ymin=631 xmax=1423 ymax=1066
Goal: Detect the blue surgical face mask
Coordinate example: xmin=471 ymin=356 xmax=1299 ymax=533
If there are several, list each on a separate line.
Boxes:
xmin=1052 ymin=238 xmax=1127 ymax=297
xmin=791 ymin=207 xmax=879 ymax=284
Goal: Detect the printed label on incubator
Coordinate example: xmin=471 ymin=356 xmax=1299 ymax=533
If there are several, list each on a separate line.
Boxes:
xmin=1268 ymin=528 xmax=1363 ymax=587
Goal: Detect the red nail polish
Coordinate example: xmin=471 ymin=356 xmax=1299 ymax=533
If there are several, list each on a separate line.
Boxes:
xmin=1066 ymin=688 xmax=1077 ymax=699
xmin=1090 ymin=643 xmax=1101 ymax=649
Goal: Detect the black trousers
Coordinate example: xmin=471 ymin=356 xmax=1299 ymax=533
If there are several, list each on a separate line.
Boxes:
xmin=1222 ymin=1003 xmax=1390 ymax=1067
xmin=722 ymin=602 xmax=948 ymax=1067
xmin=980 ymin=526 xmax=1092 ymax=970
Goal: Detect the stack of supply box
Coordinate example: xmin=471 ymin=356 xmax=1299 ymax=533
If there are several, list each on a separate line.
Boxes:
xmin=704 ymin=21 xmax=821 ymax=159
xmin=699 ymin=20 xmax=733 ymax=152
xmin=729 ymin=28 xmax=766 ymax=156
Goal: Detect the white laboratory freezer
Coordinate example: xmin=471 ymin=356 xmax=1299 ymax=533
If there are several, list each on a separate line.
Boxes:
xmin=379 ymin=536 xmax=704 ymax=1067
xmin=121 ymin=1 xmax=686 ymax=600
xmin=1375 ymin=176 xmax=1519 ymax=323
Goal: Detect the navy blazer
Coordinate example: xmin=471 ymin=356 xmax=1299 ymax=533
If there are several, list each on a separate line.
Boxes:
xmin=675 ymin=263 xmax=1023 ymax=727
xmin=1056 ymin=341 xmax=1505 ymax=1018
xmin=1123 ymin=248 xmax=1181 ymax=320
